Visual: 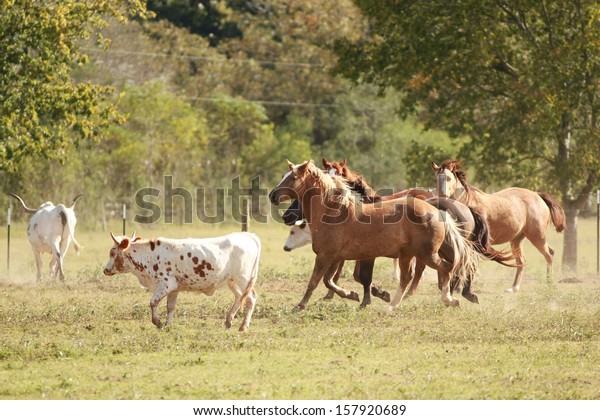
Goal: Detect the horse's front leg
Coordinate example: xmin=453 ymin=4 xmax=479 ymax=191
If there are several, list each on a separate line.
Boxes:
xmin=323 ymin=260 xmax=360 ymax=303
xmin=295 ymin=255 xmax=335 ymax=312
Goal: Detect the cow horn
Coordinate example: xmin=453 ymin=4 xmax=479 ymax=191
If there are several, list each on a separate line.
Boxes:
xmin=130 ymin=231 xmax=137 ymax=240
xmin=7 ymin=193 xmax=37 ymax=214
xmin=110 ymin=231 xmax=119 ymax=245
xmin=70 ymin=193 xmax=83 ymax=209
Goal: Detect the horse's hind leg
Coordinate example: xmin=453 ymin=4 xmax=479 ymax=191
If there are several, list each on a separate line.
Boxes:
xmin=507 ymin=235 xmax=526 ymax=293
xmin=389 ymin=255 xmax=415 ymax=310
xmin=529 ymin=236 xmax=555 ymax=282
xmin=406 ymin=258 xmax=425 ymax=297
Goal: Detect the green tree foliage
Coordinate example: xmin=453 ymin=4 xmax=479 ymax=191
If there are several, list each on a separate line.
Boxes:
xmin=0 ymin=0 xmax=148 ymax=172
xmin=334 ymin=0 xmax=600 ymax=270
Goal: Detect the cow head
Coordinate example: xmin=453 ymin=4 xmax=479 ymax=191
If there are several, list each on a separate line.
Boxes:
xmin=103 ymin=232 xmax=135 ymax=276
xmin=283 ymin=220 xmax=312 ymax=252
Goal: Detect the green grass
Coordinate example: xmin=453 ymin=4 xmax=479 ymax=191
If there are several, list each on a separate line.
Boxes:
xmin=0 ymin=219 xmax=599 ymax=399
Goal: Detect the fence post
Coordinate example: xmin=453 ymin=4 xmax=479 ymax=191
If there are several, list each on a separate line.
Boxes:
xmin=122 ymin=204 xmax=127 ymax=236
xmin=241 ymin=199 xmax=249 ymax=232
xmin=6 ymin=207 xmax=11 ymax=278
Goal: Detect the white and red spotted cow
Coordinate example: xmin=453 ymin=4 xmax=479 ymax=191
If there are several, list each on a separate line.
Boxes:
xmin=103 ymin=232 xmax=261 ymax=332
xmin=9 ymin=193 xmax=82 ymax=281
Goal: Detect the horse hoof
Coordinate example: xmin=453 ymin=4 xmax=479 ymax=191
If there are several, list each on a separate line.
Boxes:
xmin=387 ymin=305 xmax=397 ymax=312
xmin=322 ymin=295 xmax=334 ymax=301
xmin=505 ymin=287 xmax=518 ymax=293
xmin=465 ymin=294 xmax=479 ymax=304
xmin=350 ymin=291 xmax=360 ymax=302
xmin=292 ymin=305 xmax=305 ymax=312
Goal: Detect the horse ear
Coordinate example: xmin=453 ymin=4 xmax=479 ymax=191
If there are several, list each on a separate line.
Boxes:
xmin=286 ymin=159 xmax=294 ymax=170
xmin=454 ymin=161 xmax=464 ymax=170
xmin=322 ymin=157 xmax=329 ymax=168
xmin=431 ymin=161 xmax=440 ymax=171
xmin=341 ymin=159 xmax=347 ymax=167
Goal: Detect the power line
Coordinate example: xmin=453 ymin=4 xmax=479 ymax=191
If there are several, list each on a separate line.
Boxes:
xmin=87 ymin=47 xmax=330 ymax=69
xmin=185 ymin=95 xmax=338 ymax=108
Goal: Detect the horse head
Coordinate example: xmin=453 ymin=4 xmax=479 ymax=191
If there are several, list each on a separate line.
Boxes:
xmin=269 ymin=159 xmax=311 ymax=205
xmin=322 ymin=158 xmax=348 ymax=178
xmin=432 ymin=159 xmax=467 ymax=198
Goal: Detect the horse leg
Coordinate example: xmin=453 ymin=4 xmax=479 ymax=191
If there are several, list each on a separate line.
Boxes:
xmin=507 ymin=235 xmax=526 ymax=293
xmin=421 ymin=253 xmax=459 ymax=307
xmin=323 ymin=260 xmax=344 ymax=300
xmin=389 ymin=254 xmax=415 ymax=310
xmin=407 ymin=258 xmax=426 ymax=297
xmin=323 ymin=260 xmax=360 ymax=303
xmin=357 ymin=259 xmax=375 ymax=307
xmin=460 ymin=274 xmax=479 ymax=304
xmin=392 ymin=257 xmax=400 ymax=282
xmin=295 ymin=256 xmax=336 ymax=311
xmin=529 ymin=236 xmax=556 ymax=282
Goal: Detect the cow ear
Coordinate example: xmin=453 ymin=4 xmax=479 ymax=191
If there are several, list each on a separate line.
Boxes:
xmin=118 ymin=238 xmax=130 ymax=251
xmin=431 ymin=161 xmax=440 ymax=172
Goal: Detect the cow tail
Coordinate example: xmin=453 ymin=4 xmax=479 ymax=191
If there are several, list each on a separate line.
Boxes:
xmin=240 ymin=234 xmax=261 ymax=309
xmin=60 ymin=206 xmax=82 ymax=255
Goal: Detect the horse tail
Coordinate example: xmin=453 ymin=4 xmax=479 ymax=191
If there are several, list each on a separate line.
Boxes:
xmin=469 ymin=207 xmax=519 ymax=267
xmin=442 ymin=213 xmax=479 ymax=289
xmin=538 ymin=192 xmax=566 ymax=233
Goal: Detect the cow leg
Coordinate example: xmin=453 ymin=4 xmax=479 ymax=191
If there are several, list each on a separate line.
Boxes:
xmin=149 ymin=280 xmax=178 ymax=328
xmin=239 ymin=288 xmax=257 ymax=332
xmin=33 ymin=250 xmax=43 ymax=282
xmin=226 ymin=279 xmax=244 ymax=329
xmin=166 ymin=292 xmax=179 ymax=326
xmin=295 ymin=255 xmax=335 ymax=311
xmin=51 ymin=242 xmax=65 ymax=281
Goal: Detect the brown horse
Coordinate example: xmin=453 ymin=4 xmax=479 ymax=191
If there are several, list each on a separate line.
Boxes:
xmin=323 ymin=158 xmax=515 ymax=303
xmin=269 ymin=160 xmax=480 ymax=311
xmin=322 ymin=158 xmax=435 ymax=203
xmin=432 ymin=159 xmax=566 ymax=292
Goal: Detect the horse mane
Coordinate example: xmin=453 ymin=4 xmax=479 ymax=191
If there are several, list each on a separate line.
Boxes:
xmin=305 ymin=161 xmax=354 ymax=208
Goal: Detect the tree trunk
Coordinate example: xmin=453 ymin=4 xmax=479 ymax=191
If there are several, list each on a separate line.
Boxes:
xmin=561 ymin=202 xmax=578 ymax=272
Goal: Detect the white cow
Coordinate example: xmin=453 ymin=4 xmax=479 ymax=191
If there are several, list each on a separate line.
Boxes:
xmin=103 ymin=232 xmax=261 ymax=332
xmin=9 ymin=193 xmax=82 ymax=281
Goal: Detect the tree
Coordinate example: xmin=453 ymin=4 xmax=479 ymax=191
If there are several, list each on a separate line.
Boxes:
xmin=334 ymin=0 xmax=600 ymax=272
xmin=0 ymin=0 xmax=148 ymax=173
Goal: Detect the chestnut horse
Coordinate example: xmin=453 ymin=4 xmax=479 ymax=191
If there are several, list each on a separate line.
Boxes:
xmin=323 ymin=158 xmax=514 ymax=303
xmin=432 ymin=159 xmax=565 ymax=292
xmin=269 ymin=160 xmax=480 ymax=311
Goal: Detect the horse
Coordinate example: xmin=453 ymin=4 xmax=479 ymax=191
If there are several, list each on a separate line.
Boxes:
xmin=322 ymin=158 xmax=435 ymax=203
xmin=432 ymin=159 xmax=566 ymax=292
xmin=323 ymin=158 xmax=515 ymax=303
xmin=269 ymin=159 xmax=480 ymax=311
xmin=282 ymin=218 xmax=400 ymax=301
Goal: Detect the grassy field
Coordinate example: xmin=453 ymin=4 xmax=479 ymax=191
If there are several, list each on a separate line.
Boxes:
xmin=0 ymin=218 xmax=599 ymax=400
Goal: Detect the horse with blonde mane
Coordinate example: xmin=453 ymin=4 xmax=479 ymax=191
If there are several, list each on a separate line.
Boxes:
xmin=432 ymin=159 xmax=565 ymax=292
xmin=269 ymin=159 xmax=480 ymax=311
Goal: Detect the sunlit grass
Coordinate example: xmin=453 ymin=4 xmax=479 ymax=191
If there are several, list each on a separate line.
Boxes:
xmin=0 ymin=219 xmax=599 ymax=399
